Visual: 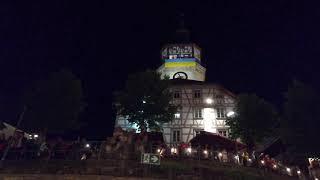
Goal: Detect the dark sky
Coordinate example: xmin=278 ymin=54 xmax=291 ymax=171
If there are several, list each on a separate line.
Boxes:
xmin=0 ymin=1 xmax=319 ymax=139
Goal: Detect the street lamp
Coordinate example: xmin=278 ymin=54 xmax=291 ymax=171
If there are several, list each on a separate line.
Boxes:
xmin=227 ymin=111 xmax=235 ymax=117
xmin=206 ymin=98 xmax=213 ymax=104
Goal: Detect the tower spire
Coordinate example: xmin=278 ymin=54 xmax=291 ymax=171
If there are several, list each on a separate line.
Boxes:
xmin=175 ymin=13 xmax=190 ymax=43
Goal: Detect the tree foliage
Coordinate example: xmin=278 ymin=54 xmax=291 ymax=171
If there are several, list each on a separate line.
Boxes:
xmin=115 ymin=70 xmax=177 ymax=132
xmin=23 ymin=69 xmax=85 ymax=134
xmin=281 ymin=80 xmax=320 ymax=163
xmin=226 ymin=94 xmax=278 ymax=150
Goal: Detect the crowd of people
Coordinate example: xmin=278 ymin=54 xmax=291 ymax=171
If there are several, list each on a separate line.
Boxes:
xmin=155 ymin=144 xmax=320 ymax=179
xmin=1 ymin=128 xmax=319 ymax=179
xmin=0 ymin=131 xmax=98 ymax=160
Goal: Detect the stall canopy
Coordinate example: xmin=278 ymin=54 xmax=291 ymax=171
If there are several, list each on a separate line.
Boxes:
xmin=0 ymin=122 xmax=31 ymax=140
xmin=190 ymin=131 xmax=246 ymax=151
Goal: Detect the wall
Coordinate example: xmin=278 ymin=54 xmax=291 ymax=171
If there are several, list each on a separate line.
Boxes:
xmin=0 ymin=174 xmax=162 ymax=180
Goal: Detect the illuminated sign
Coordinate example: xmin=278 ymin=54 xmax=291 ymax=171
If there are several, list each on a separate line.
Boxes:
xmin=161 ymin=44 xmax=201 ymax=61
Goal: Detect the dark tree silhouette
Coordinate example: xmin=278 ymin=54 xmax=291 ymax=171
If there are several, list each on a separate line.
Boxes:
xmin=226 ymin=94 xmax=278 ymax=150
xmin=115 ymin=70 xmax=178 ymax=132
xmin=23 ymin=69 xmax=85 ymax=135
xmin=281 ymin=80 xmax=320 ymax=166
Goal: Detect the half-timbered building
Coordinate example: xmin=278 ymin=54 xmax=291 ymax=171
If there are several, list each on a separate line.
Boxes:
xmin=115 ymin=26 xmax=236 ymax=146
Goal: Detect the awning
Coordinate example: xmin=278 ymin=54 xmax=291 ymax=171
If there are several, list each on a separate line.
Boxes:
xmin=190 ymin=131 xmax=246 ymax=151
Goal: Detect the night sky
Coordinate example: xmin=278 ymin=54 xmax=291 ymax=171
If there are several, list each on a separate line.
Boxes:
xmin=1 ymin=1 xmax=319 ymax=139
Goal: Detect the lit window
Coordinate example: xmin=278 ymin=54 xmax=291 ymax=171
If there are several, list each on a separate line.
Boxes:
xmin=194 ymin=90 xmax=201 ymax=98
xmin=173 ymin=91 xmax=181 ymax=98
xmin=218 ymin=130 xmax=227 ymax=137
xmin=174 ymin=113 xmax=180 ymax=119
xmin=172 ymin=129 xmax=181 ymax=143
xmin=217 ymin=108 xmax=226 ymax=118
xmin=194 ymin=108 xmax=202 ymax=119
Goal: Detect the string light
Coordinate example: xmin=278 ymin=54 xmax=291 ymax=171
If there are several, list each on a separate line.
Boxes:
xmin=261 ymin=160 xmax=265 ymax=165
xmin=297 ymin=170 xmax=301 ymax=174
xmin=286 ymin=167 xmax=291 ymax=173
xmin=218 ymin=152 xmax=223 ymax=157
xmin=171 ymin=147 xmax=177 ymax=154
xmin=273 ymin=164 xmax=277 ymax=169
xmin=203 ymin=150 xmax=208 ymax=155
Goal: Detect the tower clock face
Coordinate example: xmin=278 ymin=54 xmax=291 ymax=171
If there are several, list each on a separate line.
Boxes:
xmin=173 ymin=72 xmax=188 ymax=79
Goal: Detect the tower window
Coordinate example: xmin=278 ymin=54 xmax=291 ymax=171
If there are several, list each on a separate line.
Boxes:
xmin=194 ymin=90 xmax=201 ymax=98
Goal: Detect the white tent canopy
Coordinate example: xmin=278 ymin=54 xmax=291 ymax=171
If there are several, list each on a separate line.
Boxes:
xmin=0 ymin=122 xmax=31 ymax=140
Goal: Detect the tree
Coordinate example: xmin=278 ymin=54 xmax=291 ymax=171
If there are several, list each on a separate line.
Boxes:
xmin=226 ymin=94 xmax=278 ymax=150
xmin=23 ymin=69 xmax=85 ymax=135
xmin=281 ymin=80 xmax=320 ymax=165
xmin=115 ymin=70 xmax=178 ymax=132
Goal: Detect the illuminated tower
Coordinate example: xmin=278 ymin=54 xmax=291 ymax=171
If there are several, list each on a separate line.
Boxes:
xmin=157 ymin=17 xmax=206 ymax=81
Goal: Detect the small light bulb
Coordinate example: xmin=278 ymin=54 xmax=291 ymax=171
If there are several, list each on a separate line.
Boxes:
xmin=297 ymin=170 xmax=301 ymax=174
xmin=218 ymin=152 xmax=223 ymax=157
xmin=286 ymin=167 xmax=291 ymax=172
xmin=261 ymin=160 xmax=265 ymax=164
xmin=273 ymin=164 xmax=277 ymax=169
xmin=227 ymin=111 xmax=235 ymax=117
xmin=203 ymin=150 xmax=208 ymax=154
xmin=85 ymin=144 xmax=90 ymax=148
xmin=206 ymin=98 xmax=213 ymax=104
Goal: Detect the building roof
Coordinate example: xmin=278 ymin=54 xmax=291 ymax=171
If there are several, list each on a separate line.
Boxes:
xmin=190 ymin=131 xmax=246 ymax=151
xmin=168 ymin=79 xmax=237 ymax=98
